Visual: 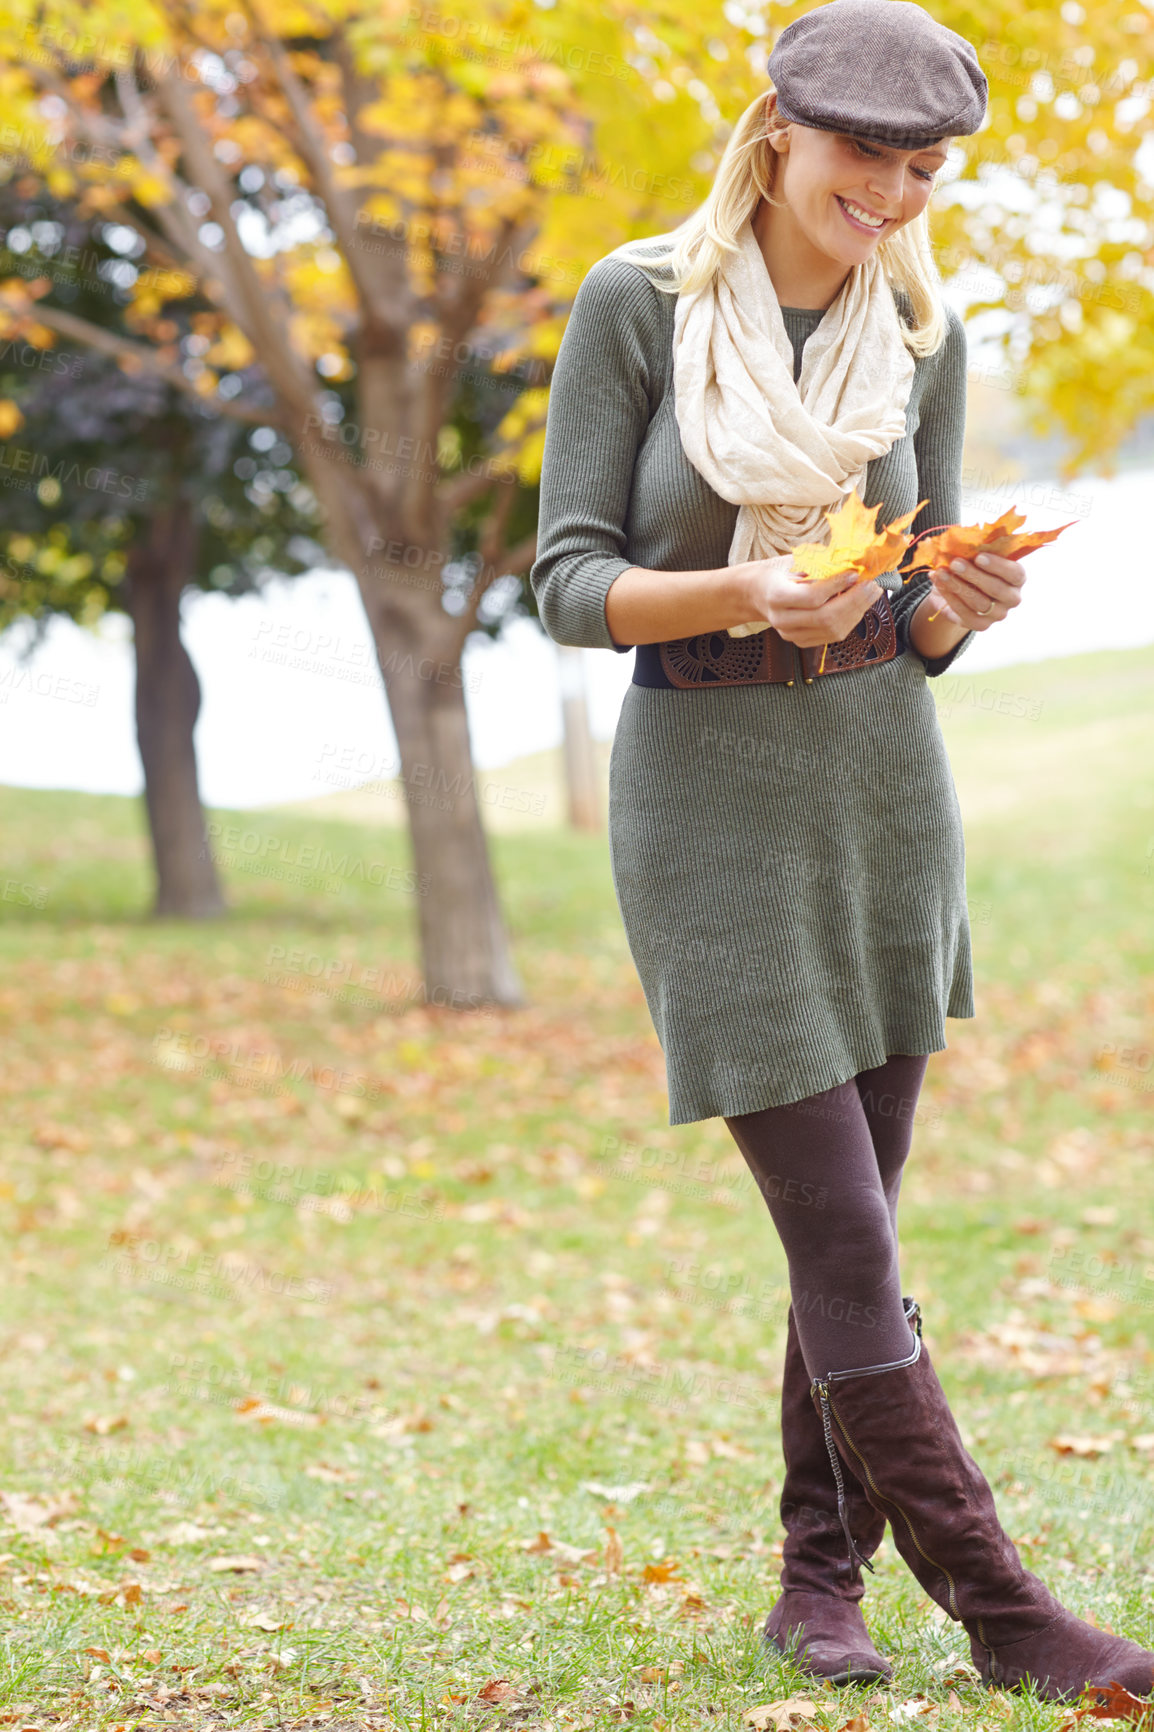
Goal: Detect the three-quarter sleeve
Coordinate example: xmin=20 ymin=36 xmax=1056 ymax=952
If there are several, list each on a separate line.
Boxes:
xmin=530 ymin=258 xmax=659 ymax=652
xmin=890 ymin=302 xmax=976 ymax=678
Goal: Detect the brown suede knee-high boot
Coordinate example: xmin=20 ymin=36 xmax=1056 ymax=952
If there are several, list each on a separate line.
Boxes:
xmin=811 ymin=1304 xmax=1154 ymax=1702
xmin=763 ymin=1300 xmax=918 ymax=1685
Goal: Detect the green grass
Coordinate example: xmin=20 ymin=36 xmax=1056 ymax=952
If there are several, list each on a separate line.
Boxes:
xmin=0 ymin=643 xmax=1151 ymax=1730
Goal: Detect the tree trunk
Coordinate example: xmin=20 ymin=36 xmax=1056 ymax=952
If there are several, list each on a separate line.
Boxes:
xmin=125 ymin=501 xmax=226 ymax=919
xmin=557 ymin=644 xmax=600 ymax=833
xmin=288 ymin=425 xmax=526 ymax=1009
xmin=369 ymin=607 xmax=524 ymax=1010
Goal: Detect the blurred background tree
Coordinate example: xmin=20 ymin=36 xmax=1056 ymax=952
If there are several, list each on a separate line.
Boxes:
xmin=0 ymin=188 xmax=326 ymax=917
xmin=0 ymin=0 xmax=746 ymax=1008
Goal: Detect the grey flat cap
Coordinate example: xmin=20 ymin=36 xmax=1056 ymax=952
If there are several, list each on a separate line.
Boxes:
xmin=767 ymin=0 xmax=987 ymax=150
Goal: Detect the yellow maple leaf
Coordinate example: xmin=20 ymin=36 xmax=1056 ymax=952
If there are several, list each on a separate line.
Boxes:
xmin=791 ymin=490 xmax=926 ymax=585
xmin=784 ymin=489 xmax=927 ymax=673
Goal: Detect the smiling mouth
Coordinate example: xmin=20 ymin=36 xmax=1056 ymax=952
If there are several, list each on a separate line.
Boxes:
xmin=836 ymin=196 xmax=889 ymax=233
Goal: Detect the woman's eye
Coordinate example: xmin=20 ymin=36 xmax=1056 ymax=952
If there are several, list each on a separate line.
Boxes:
xmin=853 ymin=138 xmax=936 ymax=183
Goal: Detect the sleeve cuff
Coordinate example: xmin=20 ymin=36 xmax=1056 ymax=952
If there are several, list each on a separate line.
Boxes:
xmin=535 ymin=553 xmax=636 ymax=653
xmin=895 ymin=605 xmax=975 ymax=676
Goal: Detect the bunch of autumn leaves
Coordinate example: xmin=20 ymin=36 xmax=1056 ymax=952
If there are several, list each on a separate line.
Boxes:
xmin=771 ymin=492 xmax=1073 ymax=671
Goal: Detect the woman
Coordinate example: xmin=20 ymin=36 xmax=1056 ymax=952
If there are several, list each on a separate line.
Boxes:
xmin=530 ymin=0 xmax=1154 ymax=1705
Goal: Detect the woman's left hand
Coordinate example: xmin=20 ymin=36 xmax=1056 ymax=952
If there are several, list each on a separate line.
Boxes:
xmin=926 ymin=550 xmax=1027 ymax=630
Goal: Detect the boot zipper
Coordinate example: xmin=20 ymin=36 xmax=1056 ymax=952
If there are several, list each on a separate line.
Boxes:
xmin=806 ymin=1304 xmax=924 ymax=1576
xmin=818 ymin=1380 xmax=962 ymax=1620
xmin=812 ymin=1300 xmax=996 ymax=1664
xmin=813 ymin=1374 xmax=875 ymax=1576
xmin=809 ymin=1305 xmax=981 ymax=1633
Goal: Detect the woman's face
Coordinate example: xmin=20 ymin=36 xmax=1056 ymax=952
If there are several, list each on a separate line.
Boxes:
xmin=767 ymin=122 xmax=949 ymax=266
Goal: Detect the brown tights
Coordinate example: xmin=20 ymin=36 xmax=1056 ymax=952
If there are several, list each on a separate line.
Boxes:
xmin=724 ymin=1053 xmax=929 ymax=1378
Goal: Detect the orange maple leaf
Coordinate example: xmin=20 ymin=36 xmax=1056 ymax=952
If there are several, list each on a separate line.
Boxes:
xmin=1066 ymin=1679 xmax=1154 ymax=1724
xmin=905 ymin=506 xmax=1076 ymax=573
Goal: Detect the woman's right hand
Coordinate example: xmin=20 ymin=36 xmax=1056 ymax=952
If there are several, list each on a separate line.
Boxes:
xmin=741 ymin=553 xmax=886 ymax=649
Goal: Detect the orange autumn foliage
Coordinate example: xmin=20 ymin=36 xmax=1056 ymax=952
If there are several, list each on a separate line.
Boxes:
xmin=789 ymin=489 xmax=927 ymax=673
xmin=905 ymin=506 xmax=1077 ymax=573
xmin=790 ymin=490 xmax=928 ymax=586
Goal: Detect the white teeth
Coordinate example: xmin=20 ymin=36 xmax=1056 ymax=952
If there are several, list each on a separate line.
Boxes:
xmin=841 ymin=199 xmax=885 ymax=228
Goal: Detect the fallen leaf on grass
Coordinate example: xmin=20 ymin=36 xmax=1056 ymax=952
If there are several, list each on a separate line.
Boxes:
xmin=1057 ymin=1680 xmax=1154 ymax=1726
xmin=94 ymin=1579 xmax=144 ymax=1607
xmin=890 ymin=1698 xmax=941 ymax=1724
xmin=516 ymin=1531 xmax=598 ymax=1565
xmin=207 ymin=1555 xmax=264 ymax=1574
xmin=743 ymin=1699 xmax=820 ymax=1731
xmin=711 ymin=1437 xmax=755 ymax=1460
xmin=604 ymin=1525 xmax=624 ymax=1575
xmin=163 ymin=1522 xmax=214 ymax=1545
xmin=476 ymin=1679 xmax=521 ymax=1705
xmin=839 ymin=1716 xmax=871 ymax=1732
xmin=580 ymin=1480 xmax=651 ymax=1503
xmin=83 ymin=1414 xmax=129 ymax=1435
xmin=32 ymin=1120 xmax=89 ymax=1151
xmin=957 ymin=1315 xmax=1120 ymax=1382
xmin=83 ymin=1647 xmax=110 ymax=1662
xmin=234 ymin=1396 xmax=322 ymax=1428
xmin=642 ymin=1560 xmax=681 ymax=1584
xmin=242 ymin=1612 xmax=286 ymax=1631
xmin=394 ymin=1597 xmax=430 ymax=1621
xmin=0 ymin=1492 xmax=79 ymax=1531
xmin=520 ymin=1530 xmax=554 ymax=1552
xmin=303 ymin=1463 xmax=358 ymax=1483
xmin=1049 ymin=1435 xmax=1115 ymax=1458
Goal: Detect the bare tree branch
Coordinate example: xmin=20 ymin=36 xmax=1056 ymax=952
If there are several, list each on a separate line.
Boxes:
xmin=19 ymin=56 xmax=253 ymax=325
xmin=22 ymin=303 xmax=287 ymax=427
xmin=434 ymin=216 xmax=510 ymax=346
xmin=107 ymin=214 xmax=192 ymax=277
xmin=447 ymin=485 xmax=516 ymax=645
xmin=498 ymin=532 xmax=537 ymax=579
xmin=437 ymin=461 xmax=522 ymax=515
xmin=330 ymin=30 xmax=414 ymax=330
xmin=449 ymin=531 xmax=538 ymax=650
xmin=245 ymin=9 xmax=403 ymax=347
xmin=150 ymin=64 xmax=323 ymax=426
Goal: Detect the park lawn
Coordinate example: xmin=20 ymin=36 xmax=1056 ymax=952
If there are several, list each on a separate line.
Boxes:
xmin=0 ymin=642 xmax=1150 ymax=1731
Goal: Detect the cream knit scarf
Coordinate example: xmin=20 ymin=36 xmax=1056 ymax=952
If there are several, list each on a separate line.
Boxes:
xmin=672 ymin=216 xmax=916 ymax=636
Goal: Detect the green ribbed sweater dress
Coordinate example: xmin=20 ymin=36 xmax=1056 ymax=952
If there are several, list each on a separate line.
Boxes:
xmin=530 ymin=251 xmax=977 ymax=1126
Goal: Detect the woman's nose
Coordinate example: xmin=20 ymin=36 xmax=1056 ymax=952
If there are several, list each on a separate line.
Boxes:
xmin=865 ymin=159 xmax=908 ymax=206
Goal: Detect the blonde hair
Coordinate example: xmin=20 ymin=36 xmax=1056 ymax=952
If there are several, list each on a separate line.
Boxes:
xmin=613 ymin=89 xmax=946 ymax=358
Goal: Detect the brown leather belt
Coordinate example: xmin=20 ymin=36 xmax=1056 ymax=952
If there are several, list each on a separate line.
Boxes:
xmin=651 ymin=589 xmax=897 ymax=689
